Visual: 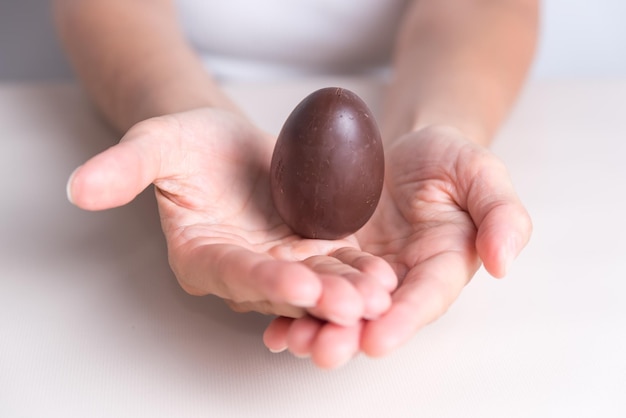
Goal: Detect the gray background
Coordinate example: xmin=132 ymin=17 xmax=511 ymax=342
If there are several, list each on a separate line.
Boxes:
xmin=0 ymin=0 xmax=72 ymax=80
xmin=1 ymin=0 xmax=626 ymax=81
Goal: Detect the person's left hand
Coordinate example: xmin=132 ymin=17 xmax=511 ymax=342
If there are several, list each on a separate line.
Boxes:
xmin=263 ymin=125 xmax=533 ymax=368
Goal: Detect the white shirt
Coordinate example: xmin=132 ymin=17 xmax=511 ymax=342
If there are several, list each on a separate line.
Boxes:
xmin=176 ymin=0 xmax=409 ymax=81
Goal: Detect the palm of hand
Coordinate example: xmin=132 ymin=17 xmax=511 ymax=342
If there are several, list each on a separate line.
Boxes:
xmin=264 ymin=126 xmax=532 ymax=367
xmin=69 ymin=108 xmax=396 ymax=324
xmin=68 ymin=111 xmax=530 ymax=369
xmin=362 ymin=126 xmax=483 ymax=303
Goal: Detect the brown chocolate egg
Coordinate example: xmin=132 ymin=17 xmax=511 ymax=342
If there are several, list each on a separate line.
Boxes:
xmin=270 ymin=87 xmax=384 ymax=239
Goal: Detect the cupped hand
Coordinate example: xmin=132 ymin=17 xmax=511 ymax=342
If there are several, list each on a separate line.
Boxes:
xmin=67 ymin=108 xmax=397 ymax=324
xmin=264 ymin=125 xmax=533 ymax=368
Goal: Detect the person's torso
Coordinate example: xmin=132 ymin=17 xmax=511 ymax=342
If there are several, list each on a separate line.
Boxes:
xmin=176 ymin=0 xmax=409 ymax=80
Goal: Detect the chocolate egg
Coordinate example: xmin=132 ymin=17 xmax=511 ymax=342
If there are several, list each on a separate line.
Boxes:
xmin=270 ymin=87 xmax=384 ymax=239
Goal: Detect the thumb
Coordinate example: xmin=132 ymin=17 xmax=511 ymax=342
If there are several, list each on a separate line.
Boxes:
xmin=466 ymin=156 xmax=533 ymax=278
xmin=66 ymin=119 xmax=170 ymax=211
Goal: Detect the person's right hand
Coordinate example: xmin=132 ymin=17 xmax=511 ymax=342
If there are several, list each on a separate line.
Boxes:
xmin=67 ymin=108 xmax=397 ymax=325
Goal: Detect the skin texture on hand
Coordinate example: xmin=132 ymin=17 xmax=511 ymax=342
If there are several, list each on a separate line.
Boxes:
xmin=261 ymin=0 xmax=537 ymax=369
xmin=57 ymin=0 xmax=538 ymax=369
xmin=66 ymin=108 xmax=398 ymax=325
xmin=263 ymin=126 xmax=532 ymax=368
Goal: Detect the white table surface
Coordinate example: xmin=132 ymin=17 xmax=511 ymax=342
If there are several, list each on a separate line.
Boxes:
xmin=1 ymin=78 xmax=625 ymax=418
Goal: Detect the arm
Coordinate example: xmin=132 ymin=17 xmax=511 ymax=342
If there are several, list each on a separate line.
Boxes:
xmin=363 ymin=0 xmax=537 ymax=356
xmin=383 ymin=0 xmax=539 ymax=145
xmin=53 ymin=0 xmax=240 ymax=132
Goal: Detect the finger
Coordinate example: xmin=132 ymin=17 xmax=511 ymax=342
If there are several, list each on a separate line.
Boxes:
xmin=330 ymin=247 xmax=398 ymax=292
xmin=174 ymin=243 xmax=323 ymax=309
xmin=306 ymin=274 xmax=364 ymax=326
xmin=330 ymin=248 xmax=396 ymax=319
xmin=465 ymin=156 xmax=533 ymax=277
xmin=67 ymin=117 xmax=175 ymax=210
xmin=311 ymin=321 xmax=363 ymax=369
xmin=263 ymin=316 xmax=293 ymax=353
xmin=475 ymin=200 xmax=532 ymax=278
xmin=286 ymin=315 xmax=324 ymax=358
xmin=225 ymin=299 xmax=305 ymax=318
xmin=361 ymin=250 xmax=480 ymax=358
xmin=303 ymin=256 xmax=387 ymax=323
xmin=305 ymin=254 xmax=395 ymax=324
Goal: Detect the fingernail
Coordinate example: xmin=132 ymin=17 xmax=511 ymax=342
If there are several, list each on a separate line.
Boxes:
xmin=66 ymin=166 xmax=81 ymax=205
xmin=269 ymin=346 xmax=287 ymax=354
xmin=291 ymin=299 xmax=317 ymax=309
xmin=292 ymin=352 xmax=311 ymax=359
xmin=502 ymin=235 xmax=520 ymax=276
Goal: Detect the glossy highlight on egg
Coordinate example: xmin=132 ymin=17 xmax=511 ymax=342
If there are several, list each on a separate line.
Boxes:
xmin=270 ymin=87 xmax=384 ymax=239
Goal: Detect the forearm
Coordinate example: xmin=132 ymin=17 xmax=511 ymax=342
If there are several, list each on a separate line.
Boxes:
xmin=53 ymin=0 xmax=240 ymax=132
xmin=383 ymin=0 xmax=539 ymax=146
